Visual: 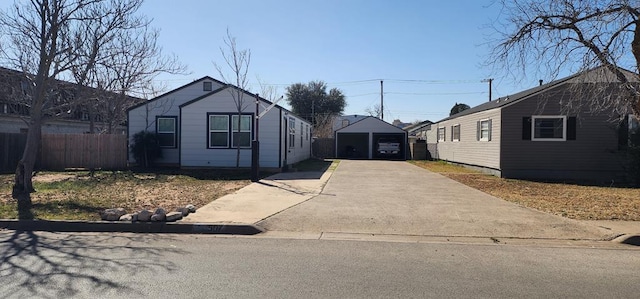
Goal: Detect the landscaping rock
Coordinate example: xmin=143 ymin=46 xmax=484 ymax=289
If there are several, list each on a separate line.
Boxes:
xmin=176 ymin=207 xmax=190 ymax=217
xmin=185 ymin=204 xmax=196 ymax=213
xmin=99 ymin=208 xmax=126 ymax=221
xmin=150 ymin=214 xmax=165 ymax=222
xmin=119 ymin=213 xmax=134 ymax=222
xmin=137 ymin=209 xmax=152 ymax=222
xmin=151 ymin=208 xmax=167 ymax=222
xmin=165 ymin=211 xmax=183 ymax=222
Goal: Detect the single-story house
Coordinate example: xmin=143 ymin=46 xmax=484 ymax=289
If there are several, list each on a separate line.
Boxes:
xmin=334 ymin=116 xmax=407 ymax=159
xmin=426 ymin=66 xmax=637 ymax=182
xmin=404 ymin=120 xmax=433 ymax=141
xmin=127 ymin=77 xmax=311 ymax=169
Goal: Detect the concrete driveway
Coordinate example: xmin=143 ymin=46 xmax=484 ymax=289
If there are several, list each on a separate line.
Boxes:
xmin=257 ymin=160 xmax=612 ymax=240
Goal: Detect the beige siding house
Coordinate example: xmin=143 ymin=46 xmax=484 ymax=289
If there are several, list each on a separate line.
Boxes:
xmin=427 ymin=67 xmax=635 ymax=182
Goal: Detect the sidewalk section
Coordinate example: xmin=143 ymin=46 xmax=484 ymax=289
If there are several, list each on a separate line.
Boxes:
xmin=180 ymin=170 xmax=333 ymax=224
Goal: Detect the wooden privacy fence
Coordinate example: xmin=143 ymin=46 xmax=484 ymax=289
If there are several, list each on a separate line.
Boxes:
xmin=40 ymin=134 xmax=127 ymax=170
xmin=0 ymin=133 xmax=127 ymax=172
xmin=312 ymin=138 xmax=335 ymax=158
xmin=0 ymin=133 xmax=27 ymax=173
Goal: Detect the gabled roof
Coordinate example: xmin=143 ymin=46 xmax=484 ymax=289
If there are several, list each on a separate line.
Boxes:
xmin=178 ymin=82 xmax=310 ymax=124
xmin=335 ymin=116 xmax=406 ymax=133
xmin=127 ymin=76 xmax=225 ymax=111
xmin=403 ymin=120 xmax=432 ymax=132
xmin=437 ymin=65 xmax=638 ymax=123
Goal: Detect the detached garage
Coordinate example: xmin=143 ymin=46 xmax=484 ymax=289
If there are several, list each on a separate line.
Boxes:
xmin=334 ymin=116 xmax=407 ymax=160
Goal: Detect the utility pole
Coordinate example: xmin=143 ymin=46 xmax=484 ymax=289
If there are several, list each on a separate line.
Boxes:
xmin=380 ymin=80 xmax=384 ymax=120
xmin=482 ymin=78 xmax=493 ymax=102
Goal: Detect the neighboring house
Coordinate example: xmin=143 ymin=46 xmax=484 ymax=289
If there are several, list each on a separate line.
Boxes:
xmin=127 ymin=77 xmax=311 ymax=169
xmin=0 ymin=66 xmax=141 ymax=134
xmin=404 ymin=120 xmax=433 ymax=140
xmin=334 ymin=116 xmax=407 ymax=159
xmin=426 ymin=67 xmax=637 ymax=182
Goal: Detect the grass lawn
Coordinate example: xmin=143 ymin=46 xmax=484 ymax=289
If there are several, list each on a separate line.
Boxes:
xmin=411 ymin=160 xmax=640 ymax=221
xmin=0 ymin=169 xmax=253 ymax=221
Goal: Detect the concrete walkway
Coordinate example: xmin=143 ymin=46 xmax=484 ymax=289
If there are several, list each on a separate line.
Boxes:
xmin=181 ymin=171 xmax=333 ymax=224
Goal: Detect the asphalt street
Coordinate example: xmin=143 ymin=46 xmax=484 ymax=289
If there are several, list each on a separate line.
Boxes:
xmin=1 ymin=231 xmax=639 ymax=298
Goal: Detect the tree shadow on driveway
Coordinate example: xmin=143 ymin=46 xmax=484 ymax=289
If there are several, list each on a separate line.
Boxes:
xmin=0 ymin=231 xmax=187 ymax=297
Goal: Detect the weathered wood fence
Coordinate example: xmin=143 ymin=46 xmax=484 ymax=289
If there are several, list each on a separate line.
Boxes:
xmin=312 ymin=138 xmax=335 ymax=158
xmin=0 ymin=133 xmax=127 ymax=172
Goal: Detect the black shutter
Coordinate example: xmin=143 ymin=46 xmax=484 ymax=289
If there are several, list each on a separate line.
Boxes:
xmin=618 ymin=115 xmax=629 ymax=149
xmin=567 ymin=117 xmax=576 ymax=140
xmin=476 ymin=121 xmax=480 ymax=141
xmin=488 ymin=119 xmax=492 ymax=141
xmin=522 ymin=117 xmax=531 ymax=140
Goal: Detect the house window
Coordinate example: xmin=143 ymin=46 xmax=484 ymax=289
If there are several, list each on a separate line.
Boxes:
xmin=306 ymin=124 xmax=309 ymax=140
xmin=289 ymin=117 xmax=296 ymax=148
xmin=203 ymin=81 xmax=212 ymax=91
xmin=156 ymin=116 xmax=177 ymax=148
xmin=437 ymin=127 xmax=446 ymax=142
xmin=532 ymin=116 xmax=566 ymax=141
xmin=208 ymin=114 xmax=229 ymax=148
xmin=478 ymin=119 xmax=492 ymax=141
xmin=231 ymin=114 xmax=252 ymax=148
xmin=207 ymin=113 xmax=253 ymax=148
xmin=300 ymin=122 xmax=303 ymax=148
xmin=452 ymin=125 xmax=460 ymax=142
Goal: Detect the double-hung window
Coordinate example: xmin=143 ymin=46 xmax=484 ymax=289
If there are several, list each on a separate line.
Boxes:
xmin=208 ymin=115 xmax=229 ymax=148
xmin=452 ymin=125 xmax=460 ymax=142
xmin=532 ymin=116 xmax=566 ymax=141
xmin=289 ymin=117 xmax=296 ymax=148
xmin=232 ymin=115 xmax=252 ymax=148
xmin=477 ymin=119 xmax=492 ymax=141
xmin=157 ymin=116 xmax=177 ymax=148
xmin=437 ymin=127 xmax=446 ymax=142
xmin=207 ymin=114 xmax=253 ymax=148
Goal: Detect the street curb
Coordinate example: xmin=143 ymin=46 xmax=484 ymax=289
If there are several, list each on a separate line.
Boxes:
xmin=0 ymin=219 xmax=264 ymax=235
xmin=611 ymin=234 xmax=640 ymax=246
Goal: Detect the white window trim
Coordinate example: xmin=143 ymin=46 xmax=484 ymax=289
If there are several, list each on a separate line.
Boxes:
xmin=479 ymin=119 xmax=491 ymax=142
xmin=289 ymin=117 xmax=296 ymax=148
xmin=208 ymin=114 xmax=229 ymax=148
xmin=437 ymin=127 xmax=445 ymax=142
xmin=532 ymin=115 xmax=566 ymax=141
xmin=452 ymin=124 xmax=460 ymax=142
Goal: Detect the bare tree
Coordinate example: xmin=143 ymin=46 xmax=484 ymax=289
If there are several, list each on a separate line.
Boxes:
xmin=0 ymin=0 xmax=182 ymax=213
xmin=489 ymin=0 xmax=640 ymax=119
xmin=365 ymin=103 xmax=382 ymax=118
xmin=214 ymin=29 xmax=251 ymax=168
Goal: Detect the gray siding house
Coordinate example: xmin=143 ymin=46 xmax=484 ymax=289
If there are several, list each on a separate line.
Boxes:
xmin=128 ymin=77 xmax=311 ymax=169
xmin=427 ymin=67 xmax=635 ymax=182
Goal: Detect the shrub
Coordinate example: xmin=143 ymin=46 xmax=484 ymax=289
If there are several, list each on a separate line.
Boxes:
xmin=130 ymin=131 xmax=162 ymax=168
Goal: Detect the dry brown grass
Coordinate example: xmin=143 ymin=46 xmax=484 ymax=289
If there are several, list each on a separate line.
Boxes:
xmin=0 ymin=170 xmax=251 ymax=220
xmin=411 ymin=161 xmax=640 ymax=221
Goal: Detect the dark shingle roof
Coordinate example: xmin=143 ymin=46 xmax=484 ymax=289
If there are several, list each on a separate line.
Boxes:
xmin=436 ymin=65 xmax=637 ymax=123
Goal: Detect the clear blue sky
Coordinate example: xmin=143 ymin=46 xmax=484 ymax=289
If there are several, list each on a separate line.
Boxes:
xmin=2 ymin=0 xmax=544 ymax=123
